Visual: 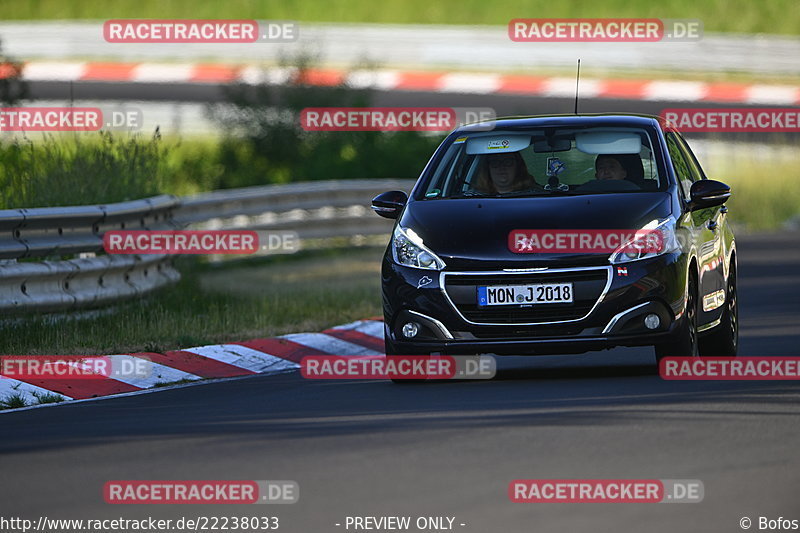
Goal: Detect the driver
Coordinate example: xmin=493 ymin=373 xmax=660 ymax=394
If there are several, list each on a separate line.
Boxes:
xmin=595 ymin=154 xmax=628 ymax=181
xmin=474 ymin=152 xmax=540 ymax=194
xmin=594 ymin=153 xmax=646 ymax=187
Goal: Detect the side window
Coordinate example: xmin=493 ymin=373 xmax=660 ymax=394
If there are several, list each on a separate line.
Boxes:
xmin=676 ymin=134 xmax=707 ymax=181
xmin=666 ymin=132 xmax=696 ymax=200
xmin=424 ymin=143 xmax=463 ymax=197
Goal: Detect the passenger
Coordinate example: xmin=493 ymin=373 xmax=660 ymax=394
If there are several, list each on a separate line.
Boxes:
xmin=474 ymin=152 xmax=540 ymax=194
xmin=595 ymin=153 xmax=645 ymax=184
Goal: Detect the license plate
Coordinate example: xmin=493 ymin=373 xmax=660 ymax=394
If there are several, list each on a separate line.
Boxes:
xmin=477 ymin=283 xmax=573 ymax=306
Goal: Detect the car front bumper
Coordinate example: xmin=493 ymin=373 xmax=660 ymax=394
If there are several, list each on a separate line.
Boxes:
xmin=382 ymin=252 xmax=688 ymax=356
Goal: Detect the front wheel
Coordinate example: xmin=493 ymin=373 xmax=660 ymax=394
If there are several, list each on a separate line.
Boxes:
xmin=699 ymin=263 xmax=738 ymax=358
xmin=655 ymin=272 xmax=699 ymax=362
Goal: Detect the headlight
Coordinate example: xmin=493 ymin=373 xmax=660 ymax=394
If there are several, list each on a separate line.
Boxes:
xmin=609 ymin=216 xmax=679 ymax=264
xmin=392 ymin=226 xmax=446 ymax=270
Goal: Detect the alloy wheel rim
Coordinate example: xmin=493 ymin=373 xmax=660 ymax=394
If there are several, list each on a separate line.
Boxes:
xmin=729 ymin=273 xmax=738 ymax=348
xmin=688 ymin=281 xmax=698 ymax=356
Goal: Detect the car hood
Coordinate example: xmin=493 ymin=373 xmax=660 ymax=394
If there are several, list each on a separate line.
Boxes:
xmin=399 ymin=193 xmax=672 ymax=269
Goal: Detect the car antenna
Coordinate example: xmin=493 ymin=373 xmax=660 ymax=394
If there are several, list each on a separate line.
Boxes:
xmin=574 ymin=59 xmax=581 ymax=115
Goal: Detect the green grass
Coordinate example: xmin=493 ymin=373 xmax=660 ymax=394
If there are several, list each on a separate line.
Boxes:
xmin=0 ymin=126 xmax=441 ymax=208
xmin=32 ymin=391 xmax=66 ymax=404
xmin=153 ymin=378 xmax=200 ymax=388
xmin=0 ymin=131 xmax=166 ymax=208
xmin=0 ymin=247 xmax=385 ymax=355
xmin=709 ymin=160 xmax=800 ymax=230
xmin=1 ymin=0 xmax=797 ymax=35
xmin=0 ymin=393 xmax=28 ymax=409
xmin=0 ymin=390 xmax=64 ymax=411
xmin=693 ymin=137 xmax=800 ymax=230
xmin=0 ymin=132 xmax=235 ymax=208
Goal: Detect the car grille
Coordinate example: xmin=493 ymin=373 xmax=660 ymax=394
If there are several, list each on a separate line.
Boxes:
xmin=443 ymin=268 xmax=609 ymax=324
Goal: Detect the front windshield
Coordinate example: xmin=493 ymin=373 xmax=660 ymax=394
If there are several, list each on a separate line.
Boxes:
xmin=422 ymin=126 xmax=663 ymax=199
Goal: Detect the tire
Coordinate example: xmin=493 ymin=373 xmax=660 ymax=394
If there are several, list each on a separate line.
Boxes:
xmin=655 ymin=272 xmax=699 ymax=362
xmin=699 ymin=263 xmax=738 ymax=358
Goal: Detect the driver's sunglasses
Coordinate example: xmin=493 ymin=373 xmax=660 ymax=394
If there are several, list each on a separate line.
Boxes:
xmin=489 ymin=157 xmax=515 ymax=169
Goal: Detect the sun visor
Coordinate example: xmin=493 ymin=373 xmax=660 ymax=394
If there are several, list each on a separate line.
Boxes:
xmin=575 ymin=132 xmax=642 ymax=154
xmin=465 ymin=135 xmax=531 ymax=155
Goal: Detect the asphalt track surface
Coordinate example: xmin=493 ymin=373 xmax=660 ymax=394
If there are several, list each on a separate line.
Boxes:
xmin=2 ymin=232 xmax=800 ymax=533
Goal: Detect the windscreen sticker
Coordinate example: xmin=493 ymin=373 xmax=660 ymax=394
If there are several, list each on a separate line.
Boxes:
xmin=453 ymin=136 xmax=468 ymax=144
xmin=487 ymin=139 xmax=511 ymax=150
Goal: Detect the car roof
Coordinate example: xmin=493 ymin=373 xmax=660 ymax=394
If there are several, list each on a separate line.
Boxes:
xmin=456 ymin=113 xmax=664 ymax=133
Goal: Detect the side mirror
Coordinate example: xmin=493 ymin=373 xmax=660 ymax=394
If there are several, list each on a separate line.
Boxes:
xmin=689 ymin=180 xmax=731 ymax=210
xmin=371 ymin=190 xmax=408 ymax=219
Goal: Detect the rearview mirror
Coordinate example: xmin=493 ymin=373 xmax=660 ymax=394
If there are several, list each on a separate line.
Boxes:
xmin=371 ymin=190 xmax=408 ymax=219
xmin=533 ymin=138 xmax=571 ymax=153
xmin=689 ymin=180 xmax=731 ymax=210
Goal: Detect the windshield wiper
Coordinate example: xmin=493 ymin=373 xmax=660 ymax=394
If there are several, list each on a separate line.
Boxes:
xmin=498 ymin=191 xmax=547 ymax=198
xmin=454 ymin=189 xmax=581 ymax=199
xmin=455 ymin=190 xmax=493 ymax=197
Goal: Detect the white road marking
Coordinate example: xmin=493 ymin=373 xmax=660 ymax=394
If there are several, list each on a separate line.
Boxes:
xmin=0 ymin=376 xmax=72 ymax=405
xmin=0 ymin=320 xmax=387 ymax=412
xmin=346 ymin=70 xmax=401 ymax=90
xmin=70 ymin=355 xmax=203 ymax=389
xmin=133 ymin=63 xmax=195 ymax=83
xmin=23 ymin=62 xmax=86 ymax=81
xmin=333 ymin=319 xmax=385 ymax=339
xmin=746 ymin=85 xmax=799 ymax=104
xmin=281 ymin=333 xmax=382 ymax=356
xmin=438 ymin=73 xmax=501 ymax=94
xmin=182 ymin=344 xmax=300 ymax=373
xmin=644 ymin=81 xmax=707 ymax=101
xmin=543 ymin=77 xmax=601 ymax=98
xmin=239 ymin=66 xmax=297 ymax=85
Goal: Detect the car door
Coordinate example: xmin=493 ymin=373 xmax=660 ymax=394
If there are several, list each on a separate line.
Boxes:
xmin=666 ymin=131 xmax=726 ymax=326
xmin=675 ymin=133 xmax=730 ymax=323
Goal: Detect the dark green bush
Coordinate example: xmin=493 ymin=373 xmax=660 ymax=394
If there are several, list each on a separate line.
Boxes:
xmin=207 ymin=63 xmax=444 ymax=189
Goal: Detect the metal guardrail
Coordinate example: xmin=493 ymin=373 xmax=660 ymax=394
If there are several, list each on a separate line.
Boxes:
xmin=0 ymin=195 xmax=180 ymax=313
xmin=175 ymin=179 xmax=414 ymax=240
xmin=0 ymin=179 xmax=415 ymax=314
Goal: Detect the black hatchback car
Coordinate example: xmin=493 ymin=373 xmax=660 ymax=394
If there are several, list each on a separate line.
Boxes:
xmin=371 ymin=114 xmax=737 ymax=362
